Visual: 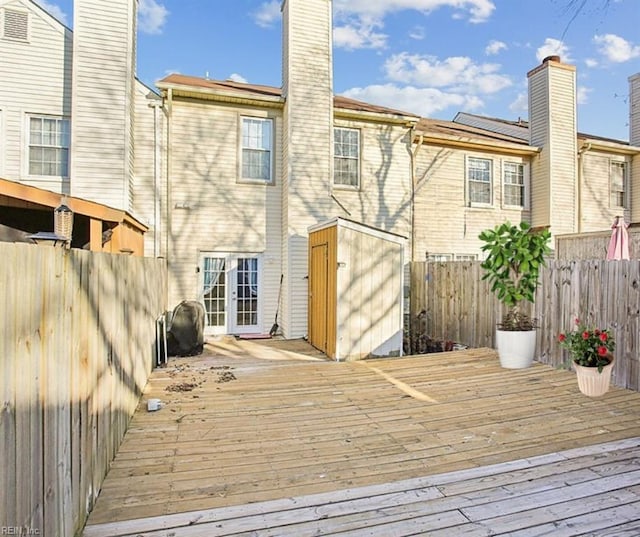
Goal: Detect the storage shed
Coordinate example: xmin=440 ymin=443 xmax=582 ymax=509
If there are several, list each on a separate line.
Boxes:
xmin=308 ymin=217 xmax=406 ymax=361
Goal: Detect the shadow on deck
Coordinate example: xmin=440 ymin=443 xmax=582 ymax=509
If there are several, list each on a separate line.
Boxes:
xmin=82 ymin=344 xmax=640 ymax=536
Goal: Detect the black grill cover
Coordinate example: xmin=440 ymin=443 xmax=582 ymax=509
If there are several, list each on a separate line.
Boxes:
xmin=166 ymin=301 xmax=205 ymax=357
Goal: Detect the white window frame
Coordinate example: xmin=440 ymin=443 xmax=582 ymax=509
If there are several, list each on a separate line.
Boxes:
xmin=26 ymin=115 xmax=70 ymax=179
xmin=454 ymin=254 xmax=478 ymax=261
xmin=466 ymin=156 xmax=493 ymax=207
xmin=502 ymin=160 xmax=529 ymax=209
xmin=610 ymin=160 xmax=627 ymax=209
xmin=239 ymin=116 xmax=273 ymax=184
xmin=426 ymin=253 xmax=453 ymax=262
xmin=333 ymin=127 xmax=360 ymax=189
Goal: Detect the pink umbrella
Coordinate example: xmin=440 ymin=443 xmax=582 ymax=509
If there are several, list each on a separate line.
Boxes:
xmin=606 ymin=216 xmax=630 ymax=260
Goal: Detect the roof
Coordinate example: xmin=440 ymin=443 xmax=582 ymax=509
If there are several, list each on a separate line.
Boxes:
xmin=0 ymin=177 xmax=148 ymax=231
xmin=454 ymin=111 xmax=632 ymax=147
xmin=157 ymin=73 xmax=418 ymax=120
xmin=417 ymin=117 xmax=530 ymax=146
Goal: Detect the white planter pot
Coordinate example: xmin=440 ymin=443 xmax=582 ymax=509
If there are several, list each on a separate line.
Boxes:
xmin=574 ymin=356 xmax=614 ymax=397
xmin=495 ymin=329 xmax=536 ymax=369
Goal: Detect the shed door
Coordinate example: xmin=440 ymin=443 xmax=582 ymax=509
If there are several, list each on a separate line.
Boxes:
xmin=309 ymin=243 xmax=329 ymax=352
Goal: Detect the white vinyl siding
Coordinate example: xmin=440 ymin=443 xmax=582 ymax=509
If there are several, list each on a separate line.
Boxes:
xmin=467 ymin=157 xmax=492 ymax=205
xmin=334 ymin=127 xmax=360 ymax=188
xmin=610 ymin=161 xmax=627 ymax=209
xmin=27 ymin=115 xmax=69 ymax=177
xmin=241 ymin=117 xmax=273 ymax=182
xmin=503 ymin=161 xmax=526 ymax=208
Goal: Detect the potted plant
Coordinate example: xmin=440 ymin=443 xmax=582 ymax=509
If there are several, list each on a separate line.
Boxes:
xmin=559 ymin=319 xmax=616 ymax=397
xmin=478 ymin=221 xmax=551 ymax=368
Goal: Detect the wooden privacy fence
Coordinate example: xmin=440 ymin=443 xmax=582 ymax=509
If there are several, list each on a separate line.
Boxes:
xmin=0 ymin=243 xmax=167 ymax=537
xmin=411 ymin=260 xmax=640 ymax=390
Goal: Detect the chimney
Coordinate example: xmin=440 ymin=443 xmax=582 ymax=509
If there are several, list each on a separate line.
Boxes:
xmin=527 ymin=55 xmax=578 ymax=235
xmin=280 ymin=0 xmax=334 ymax=339
xmin=70 ymin=0 xmax=138 ymax=211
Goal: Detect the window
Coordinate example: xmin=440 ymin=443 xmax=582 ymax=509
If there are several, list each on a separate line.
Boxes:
xmin=241 ymin=117 xmax=272 ymax=182
xmin=503 ymin=162 xmax=525 ymax=207
xmin=426 ymin=253 xmax=453 ymax=262
xmin=467 ymin=157 xmax=492 ymax=205
xmin=28 ymin=116 xmax=70 ymax=177
xmin=611 ymin=161 xmax=627 ymax=208
xmin=334 ymin=127 xmax=360 ymax=187
xmin=455 ymin=254 xmax=478 ymax=261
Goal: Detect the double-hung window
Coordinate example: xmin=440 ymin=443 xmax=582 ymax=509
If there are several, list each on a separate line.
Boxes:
xmin=334 ymin=127 xmax=360 ymax=188
xmin=28 ymin=116 xmax=70 ymax=177
xmin=503 ymin=162 xmax=525 ymax=207
xmin=610 ymin=161 xmax=627 ymax=209
xmin=467 ymin=157 xmax=492 ymax=205
xmin=241 ymin=117 xmax=272 ymax=182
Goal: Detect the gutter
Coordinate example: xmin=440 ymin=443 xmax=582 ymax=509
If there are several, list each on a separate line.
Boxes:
xmin=165 ymin=88 xmax=173 ymax=284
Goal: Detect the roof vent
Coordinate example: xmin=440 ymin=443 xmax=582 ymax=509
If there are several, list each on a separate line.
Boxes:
xmin=3 ymin=9 xmax=29 ymax=41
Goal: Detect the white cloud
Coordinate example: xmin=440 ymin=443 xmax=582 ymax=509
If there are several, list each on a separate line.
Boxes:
xmin=342 ymin=84 xmax=484 ymax=117
xmin=577 ymin=86 xmax=591 ymax=105
xmin=331 ymin=0 xmax=495 ymax=50
xmin=485 ymin=40 xmax=507 ymax=55
xmin=33 ymin=0 xmax=68 ymax=25
xmin=384 ymin=53 xmax=511 ymax=94
xmin=409 ymin=26 xmax=426 ymax=40
xmin=334 ymin=20 xmax=387 ymax=50
xmin=593 ymin=34 xmax=640 ymax=63
xmin=585 ymin=58 xmax=599 ymax=68
xmin=138 ymin=0 xmax=168 ymax=35
xmin=228 ymin=73 xmax=248 ymax=83
xmin=254 ymin=1 xmax=281 ymax=28
xmin=334 ymin=0 xmax=495 ymax=24
xmin=508 ymin=92 xmax=528 ymax=114
xmin=536 ymin=38 xmax=572 ymax=63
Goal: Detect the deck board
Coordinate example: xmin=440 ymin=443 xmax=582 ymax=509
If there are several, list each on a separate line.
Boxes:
xmin=83 ymin=340 xmax=640 ymax=535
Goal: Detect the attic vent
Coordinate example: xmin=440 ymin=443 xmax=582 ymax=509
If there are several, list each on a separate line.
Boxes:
xmin=3 ymin=9 xmax=29 ymax=41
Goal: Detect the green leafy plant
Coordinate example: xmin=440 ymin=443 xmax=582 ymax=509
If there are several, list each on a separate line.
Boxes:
xmin=558 ymin=319 xmax=615 ymax=372
xmin=478 ymin=221 xmax=552 ymax=331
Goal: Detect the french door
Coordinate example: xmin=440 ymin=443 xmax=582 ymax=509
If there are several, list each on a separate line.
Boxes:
xmin=200 ymin=254 xmax=261 ymax=335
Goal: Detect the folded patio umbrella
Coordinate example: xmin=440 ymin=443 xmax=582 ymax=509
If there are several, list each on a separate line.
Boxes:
xmin=606 ymin=216 xmax=630 ymax=260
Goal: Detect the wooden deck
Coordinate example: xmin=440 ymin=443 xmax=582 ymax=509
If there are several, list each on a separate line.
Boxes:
xmin=83 ymin=339 xmax=640 ymax=536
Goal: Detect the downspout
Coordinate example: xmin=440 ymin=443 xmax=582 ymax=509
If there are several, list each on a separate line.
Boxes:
xmin=577 ymin=142 xmax=591 ymax=233
xmin=165 ymin=88 xmax=173 ymax=300
xmin=149 ymin=100 xmax=162 ymax=257
xmin=410 ymin=129 xmax=424 ymax=263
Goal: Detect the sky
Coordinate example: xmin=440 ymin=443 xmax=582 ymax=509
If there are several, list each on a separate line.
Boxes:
xmin=37 ymin=0 xmax=640 ymax=141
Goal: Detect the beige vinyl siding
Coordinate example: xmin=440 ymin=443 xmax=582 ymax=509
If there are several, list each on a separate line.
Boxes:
xmin=548 ymin=67 xmax=577 ymax=235
xmin=335 ymin=223 xmax=404 ymax=360
xmin=0 ymin=1 xmax=71 ymax=192
xmin=132 ymin=81 xmax=164 ymax=257
xmin=70 ymin=0 xmax=136 ymax=211
xmin=528 ymin=67 xmax=551 ymax=228
xmin=331 ymin=119 xmax=412 ymax=240
xmin=580 ymin=152 xmax=630 ymax=231
xmin=528 ymin=60 xmax=577 ymax=237
xmin=166 ymin=99 xmax=283 ymax=332
xmin=282 ymin=0 xmax=334 ymax=338
xmin=413 ymin=145 xmax=531 ymax=260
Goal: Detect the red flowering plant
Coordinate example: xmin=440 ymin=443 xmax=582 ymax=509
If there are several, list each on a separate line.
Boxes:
xmin=558 ymin=318 xmax=615 ymax=372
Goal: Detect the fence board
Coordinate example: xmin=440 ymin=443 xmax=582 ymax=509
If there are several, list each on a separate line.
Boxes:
xmin=411 ymin=260 xmax=640 ymax=391
xmin=0 ymin=243 xmax=166 ymax=537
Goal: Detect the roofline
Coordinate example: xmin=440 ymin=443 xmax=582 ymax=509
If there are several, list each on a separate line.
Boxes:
xmin=414 ymin=132 xmax=541 ymax=156
xmin=334 ymin=107 xmax=419 ymax=126
xmin=0 ymin=177 xmax=148 ymax=231
xmin=579 ymin=138 xmax=640 ymax=155
xmin=156 ymin=81 xmax=286 ymax=108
